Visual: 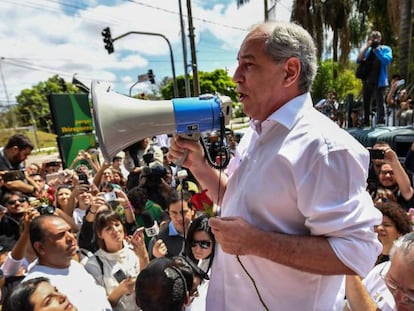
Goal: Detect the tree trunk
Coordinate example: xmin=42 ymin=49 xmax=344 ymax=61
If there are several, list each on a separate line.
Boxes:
xmin=399 ymin=0 xmax=412 ymax=80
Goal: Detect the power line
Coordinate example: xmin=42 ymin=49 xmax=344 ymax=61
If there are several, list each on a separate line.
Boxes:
xmin=126 ymin=0 xmax=248 ymax=32
xmin=1 ymin=58 xmax=119 ymax=84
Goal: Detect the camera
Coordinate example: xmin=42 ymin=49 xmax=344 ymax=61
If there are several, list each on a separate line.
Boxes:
xmin=143 ymin=151 xmax=155 ymax=165
xmin=371 ymin=40 xmax=380 ymax=49
xmin=101 ymin=191 xmax=117 ymax=202
xmin=2 ymin=170 xmax=25 ymax=182
xmin=37 ymin=204 xmax=56 ymax=215
xmin=30 ymin=200 xmax=55 ymax=215
xmin=141 ymin=164 xmax=167 ymax=188
xmin=369 ymin=149 xmax=385 ymax=160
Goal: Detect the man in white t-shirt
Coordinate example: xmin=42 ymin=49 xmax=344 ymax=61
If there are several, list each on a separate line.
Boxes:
xmin=23 ymin=215 xmax=112 ymax=311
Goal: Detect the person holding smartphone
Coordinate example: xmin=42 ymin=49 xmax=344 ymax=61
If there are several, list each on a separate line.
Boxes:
xmin=0 ymin=134 xmax=36 ymax=200
xmin=84 ymin=210 xmax=149 ymax=310
xmin=370 ymin=142 xmax=414 ymax=211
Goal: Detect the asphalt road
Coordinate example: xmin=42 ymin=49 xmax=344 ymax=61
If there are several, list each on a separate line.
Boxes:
xmin=27 ymin=150 xmax=60 ymax=166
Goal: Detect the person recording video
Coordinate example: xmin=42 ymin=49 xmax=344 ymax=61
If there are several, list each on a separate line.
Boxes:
xmin=356 ymin=30 xmax=392 ymax=126
xmin=124 ymin=138 xmax=163 ymax=191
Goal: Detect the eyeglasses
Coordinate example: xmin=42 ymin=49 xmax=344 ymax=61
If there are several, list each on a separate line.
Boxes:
xmin=380 ymin=263 xmax=414 ymax=305
xmin=7 ymin=197 xmax=27 ymax=205
xmin=191 ymin=240 xmax=212 ymax=249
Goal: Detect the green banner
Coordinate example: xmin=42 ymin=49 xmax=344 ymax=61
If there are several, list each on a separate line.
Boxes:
xmin=57 ymin=133 xmax=97 ymax=167
xmin=48 ymin=93 xmax=97 ymax=168
xmin=49 ymin=93 xmax=93 ymax=136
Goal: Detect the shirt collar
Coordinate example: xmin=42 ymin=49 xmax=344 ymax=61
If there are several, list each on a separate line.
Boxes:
xmin=249 ymin=93 xmax=312 ymax=134
xmin=168 ymin=221 xmax=181 ymax=237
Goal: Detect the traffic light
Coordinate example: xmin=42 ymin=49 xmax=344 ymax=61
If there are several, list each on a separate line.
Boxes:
xmin=102 ymin=27 xmax=114 ymax=54
xmin=147 ymin=69 xmax=155 ymax=84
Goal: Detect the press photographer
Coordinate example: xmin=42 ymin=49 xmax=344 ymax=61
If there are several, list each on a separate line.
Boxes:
xmin=139 ymin=164 xmax=170 ymax=210
xmin=356 ymin=30 xmax=393 ymax=126
xmin=124 ymin=138 xmax=164 ymax=191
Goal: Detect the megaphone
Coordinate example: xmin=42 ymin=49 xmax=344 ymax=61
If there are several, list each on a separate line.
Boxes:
xmin=91 ymin=80 xmax=232 ymax=162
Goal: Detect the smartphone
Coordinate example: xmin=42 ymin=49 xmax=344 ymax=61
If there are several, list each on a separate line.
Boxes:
xmin=113 ymin=269 xmax=128 ymax=283
xmin=397 ymin=79 xmax=405 ymax=87
xmin=3 ymin=170 xmax=25 ymax=182
xmin=45 ymin=172 xmax=65 ymax=183
xmin=77 ymin=172 xmax=89 ymax=184
xmin=369 ymin=149 xmax=385 ymax=160
xmin=103 ymin=191 xmax=117 ymax=202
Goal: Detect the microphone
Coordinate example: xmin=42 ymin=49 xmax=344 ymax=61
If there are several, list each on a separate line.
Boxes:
xmin=141 ymin=211 xmax=159 ymax=238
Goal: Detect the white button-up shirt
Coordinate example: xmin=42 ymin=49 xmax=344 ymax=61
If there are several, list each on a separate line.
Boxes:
xmin=207 ymin=93 xmax=382 ymax=311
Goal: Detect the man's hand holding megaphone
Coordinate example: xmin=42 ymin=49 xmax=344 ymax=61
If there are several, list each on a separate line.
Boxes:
xmin=168 ymin=135 xmax=205 ymax=170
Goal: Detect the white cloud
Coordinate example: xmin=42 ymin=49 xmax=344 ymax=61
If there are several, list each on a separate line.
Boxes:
xmin=0 ymin=0 xmax=292 ymax=102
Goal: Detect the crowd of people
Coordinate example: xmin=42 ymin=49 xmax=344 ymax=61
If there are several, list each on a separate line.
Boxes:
xmin=0 ymin=21 xmax=413 ymax=311
xmin=0 ymin=132 xmax=224 ymax=311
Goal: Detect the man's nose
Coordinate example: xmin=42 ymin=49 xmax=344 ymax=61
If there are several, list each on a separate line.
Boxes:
xmin=232 ymin=66 xmax=243 ymax=83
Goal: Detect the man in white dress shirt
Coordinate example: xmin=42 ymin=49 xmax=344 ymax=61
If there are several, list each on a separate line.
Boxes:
xmin=168 ymin=21 xmax=382 ymax=311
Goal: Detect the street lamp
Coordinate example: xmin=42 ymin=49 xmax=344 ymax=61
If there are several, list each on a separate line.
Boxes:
xmin=101 ymin=28 xmax=179 ymax=98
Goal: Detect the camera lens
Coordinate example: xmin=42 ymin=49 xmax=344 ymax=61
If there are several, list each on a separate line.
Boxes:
xmin=37 ymin=204 xmax=55 ymax=215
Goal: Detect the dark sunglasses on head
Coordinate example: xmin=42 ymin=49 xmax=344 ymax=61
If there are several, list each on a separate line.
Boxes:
xmin=191 ymin=240 xmax=212 ymax=249
xmin=7 ymin=197 xmax=27 ymax=205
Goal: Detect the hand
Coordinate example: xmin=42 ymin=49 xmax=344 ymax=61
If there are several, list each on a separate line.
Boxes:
xmin=152 ymin=239 xmax=168 ymax=258
xmin=101 ymin=161 xmax=111 ymax=169
xmin=90 ymin=196 xmax=110 ymax=212
xmin=383 ymin=147 xmax=399 ymax=165
xmin=209 ymin=217 xmax=258 ymax=255
xmin=128 ymin=227 xmax=147 ymax=258
xmin=21 ymin=208 xmax=40 ymax=235
xmin=117 ymin=277 xmax=135 ymax=296
xmin=168 ymin=135 xmax=204 ymax=169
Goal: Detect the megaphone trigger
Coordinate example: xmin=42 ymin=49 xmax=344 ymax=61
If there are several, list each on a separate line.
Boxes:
xmin=172 ymin=132 xmax=201 ymax=168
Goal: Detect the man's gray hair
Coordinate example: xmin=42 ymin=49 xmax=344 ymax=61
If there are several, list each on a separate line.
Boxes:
xmin=250 ymin=21 xmax=317 ymax=93
xmin=390 ymin=232 xmax=414 ymax=266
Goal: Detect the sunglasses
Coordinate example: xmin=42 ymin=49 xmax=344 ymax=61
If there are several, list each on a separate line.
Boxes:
xmin=191 ymin=240 xmax=212 ymax=249
xmin=7 ymin=197 xmax=27 ymax=205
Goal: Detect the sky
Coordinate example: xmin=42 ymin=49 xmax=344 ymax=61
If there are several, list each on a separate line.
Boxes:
xmin=0 ymin=0 xmax=292 ymax=105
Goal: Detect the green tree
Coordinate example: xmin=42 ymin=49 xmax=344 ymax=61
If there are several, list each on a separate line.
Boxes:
xmin=160 ymin=69 xmax=237 ymax=102
xmin=312 ymin=60 xmax=362 ymax=103
xmin=14 ymin=75 xmax=78 ymax=132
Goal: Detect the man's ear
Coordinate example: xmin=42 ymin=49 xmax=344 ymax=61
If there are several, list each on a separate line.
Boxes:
xmin=33 ymin=241 xmax=46 ymax=256
xmin=9 ymin=146 xmax=19 ymax=155
xmin=283 ymin=57 xmax=301 ymax=87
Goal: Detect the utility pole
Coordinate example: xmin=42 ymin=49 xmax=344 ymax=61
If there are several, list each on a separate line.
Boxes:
xmin=187 ymin=0 xmax=200 ymax=96
xmin=178 ymin=0 xmax=191 ymax=97
xmin=0 ymin=57 xmax=17 ymax=130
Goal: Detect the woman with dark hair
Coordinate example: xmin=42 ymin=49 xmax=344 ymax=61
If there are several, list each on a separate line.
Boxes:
xmin=183 ymin=214 xmax=215 ymax=311
xmin=184 ymin=215 xmax=215 ymax=274
xmin=3 ymin=277 xmax=77 ymax=311
xmin=84 ymin=209 xmax=149 ymax=310
xmin=374 ymin=201 xmax=412 ymax=265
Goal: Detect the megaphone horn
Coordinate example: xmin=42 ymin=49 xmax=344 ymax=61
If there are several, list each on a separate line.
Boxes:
xmin=91 ymin=80 xmax=232 ymax=161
